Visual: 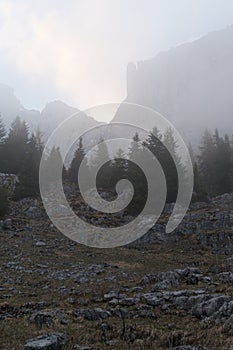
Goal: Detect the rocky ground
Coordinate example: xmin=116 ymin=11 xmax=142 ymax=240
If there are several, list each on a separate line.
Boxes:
xmin=0 ymin=194 xmax=233 ymax=349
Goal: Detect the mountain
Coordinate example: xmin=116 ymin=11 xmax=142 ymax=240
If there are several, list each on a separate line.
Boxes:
xmin=0 ymin=84 xmax=101 ymax=142
xmin=1 ymin=24 xmax=233 ymax=146
xmin=113 ymin=25 xmax=233 ymax=143
xmin=38 ymin=101 xmax=100 ymax=141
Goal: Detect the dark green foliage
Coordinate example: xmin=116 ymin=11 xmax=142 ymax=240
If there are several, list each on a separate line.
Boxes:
xmin=68 ymin=137 xmax=91 ymax=192
xmin=127 ymin=133 xmax=148 ymax=214
xmin=214 ymin=132 xmax=232 ymax=195
xmin=0 ymin=186 xmax=9 ymax=217
xmin=14 ymin=132 xmax=44 ymax=199
xmin=68 ymin=137 xmax=86 ymax=185
xmin=193 ymin=162 xmax=200 ymax=194
xmin=107 ymin=147 xmax=147 ymax=216
xmin=91 ymin=138 xmax=112 ymax=189
xmin=0 ymin=112 xmax=231 ymax=206
xmin=143 ymin=127 xmax=183 ymax=203
xmin=197 ymin=129 xmax=233 ymax=197
xmin=109 ymin=148 xmax=128 ymax=185
xmin=42 ymin=146 xmax=63 ymax=186
xmin=0 ymin=116 xmax=29 ymax=174
xmin=128 ymin=132 xmax=141 ymax=161
xmin=0 ymin=114 xmax=6 ymax=144
xmin=0 ymin=115 xmax=6 ymax=170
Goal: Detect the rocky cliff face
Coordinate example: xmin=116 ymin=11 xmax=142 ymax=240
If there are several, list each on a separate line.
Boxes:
xmin=114 ymin=25 xmax=233 ymax=143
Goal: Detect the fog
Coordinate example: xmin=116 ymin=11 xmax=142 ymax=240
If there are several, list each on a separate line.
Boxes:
xmin=0 ymin=0 xmax=233 ymax=117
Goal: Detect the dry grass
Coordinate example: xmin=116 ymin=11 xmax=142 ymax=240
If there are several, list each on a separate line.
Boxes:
xmin=0 ymin=202 xmax=233 ymax=349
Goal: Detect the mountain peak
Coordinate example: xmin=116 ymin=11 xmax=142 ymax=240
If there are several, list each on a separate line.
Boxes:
xmin=119 ymin=24 xmax=233 ymax=143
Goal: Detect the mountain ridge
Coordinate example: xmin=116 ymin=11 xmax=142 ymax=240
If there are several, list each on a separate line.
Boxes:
xmin=114 ymin=24 xmax=233 ymax=143
xmin=0 ymin=84 xmax=101 ymax=141
xmin=1 ymin=24 xmax=233 ymax=144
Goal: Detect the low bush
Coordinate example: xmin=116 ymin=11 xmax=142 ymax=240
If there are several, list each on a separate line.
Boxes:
xmin=0 ymin=186 xmax=9 ymax=217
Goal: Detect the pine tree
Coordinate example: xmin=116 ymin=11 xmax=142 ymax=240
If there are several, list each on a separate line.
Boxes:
xmin=112 ymin=148 xmax=128 ymax=172
xmin=128 ymin=132 xmax=144 ymax=188
xmin=109 ymin=148 xmax=128 ymax=189
xmin=91 ymin=138 xmax=110 ymax=168
xmin=0 ymin=114 xmax=6 ymax=172
xmin=143 ymin=127 xmax=163 ymax=158
xmin=90 ymin=138 xmax=111 ymax=189
xmin=0 ymin=186 xmax=9 ymax=217
xmin=14 ymin=133 xmax=43 ymax=199
xmin=143 ymin=127 xmax=182 ymax=203
xmin=188 ymin=143 xmax=195 ymax=165
xmin=2 ymin=116 xmax=29 ymax=174
xmin=162 ymin=127 xmax=184 ymax=202
xmin=127 ymin=133 xmax=148 ymax=215
xmin=69 ymin=137 xmax=88 ymax=188
xmin=128 ymin=132 xmax=142 ymax=161
xmin=198 ymin=129 xmax=216 ymax=196
xmin=188 ymin=143 xmax=202 ymax=200
xmin=198 ymin=129 xmax=233 ymax=197
xmin=193 ymin=162 xmax=201 ymax=195
xmin=213 ymin=132 xmax=232 ymax=195
xmin=45 ymin=146 xmax=63 ymax=185
xmin=0 ymin=114 xmax=6 ymax=144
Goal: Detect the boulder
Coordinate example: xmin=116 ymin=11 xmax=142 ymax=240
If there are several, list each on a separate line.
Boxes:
xmin=192 ymin=295 xmax=231 ymax=318
xmin=207 ymin=300 xmax=233 ymax=324
xmin=29 ymin=311 xmax=54 ymax=328
xmin=217 ymin=272 xmax=233 ymax=285
xmin=25 ymin=206 xmax=42 ymax=219
xmin=24 ymin=333 xmax=66 ymax=350
xmin=74 ymin=307 xmax=111 ymax=320
xmin=3 ymin=218 xmax=12 ymax=230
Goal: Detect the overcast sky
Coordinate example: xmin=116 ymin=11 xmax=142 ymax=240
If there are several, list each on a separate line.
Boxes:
xmin=0 ymin=0 xmax=233 ymax=115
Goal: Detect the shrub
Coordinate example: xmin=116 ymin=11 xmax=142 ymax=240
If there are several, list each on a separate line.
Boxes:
xmin=0 ymin=186 xmax=9 ymax=217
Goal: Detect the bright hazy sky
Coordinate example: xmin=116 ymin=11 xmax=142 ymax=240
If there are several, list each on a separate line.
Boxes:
xmin=0 ymin=0 xmax=233 ymax=113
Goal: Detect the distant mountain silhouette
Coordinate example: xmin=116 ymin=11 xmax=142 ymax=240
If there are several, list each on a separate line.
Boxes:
xmin=113 ymin=25 xmax=233 ymax=143
xmin=1 ymin=25 xmax=233 ymax=146
xmin=38 ymin=101 xmax=100 ymax=141
xmin=0 ymin=85 xmax=101 ymax=142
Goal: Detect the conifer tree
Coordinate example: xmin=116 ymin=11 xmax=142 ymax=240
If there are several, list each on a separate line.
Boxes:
xmin=198 ymin=129 xmax=216 ymax=196
xmin=198 ymin=129 xmax=233 ymax=197
xmin=128 ymin=132 xmax=142 ymax=161
xmin=0 ymin=186 xmax=9 ymax=217
xmin=90 ymin=138 xmax=112 ymax=189
xmin=127 ymin=133 xmax=148 ymax=214
xmin=2 ymin=116 xmax=29 ymax=174
xmin=213 ymin=131 xmax=232 ymax=195
xmin=45 ymin=146 xmax=63 ymax=185
xmin=14 ymin=133 xmax=44 ymax=199
xmin=69 ymin=137 xmax=88 ymax=189
xmin=111 ymin=148 xmax=128 ymax=178
xmin=0 ymin=114 xmax=6 ymax=144
xmin=162 ymin=127 xmax=184 ymax=202
xmin=0 ymin=114 xmax=6 ymax=172
xmin=143 ymin=127 xmax=182 ymax=202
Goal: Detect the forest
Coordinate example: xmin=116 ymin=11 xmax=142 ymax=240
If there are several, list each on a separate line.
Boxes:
xmin=0 ymin=114 xmax=233 ymax=216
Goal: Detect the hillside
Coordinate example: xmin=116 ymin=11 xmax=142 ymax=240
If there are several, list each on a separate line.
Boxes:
xmin=0 ymin=194 xmax=233 ymax=349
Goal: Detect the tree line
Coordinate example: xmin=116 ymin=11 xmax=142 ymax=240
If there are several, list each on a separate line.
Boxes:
xmin=0 ymin=114 xmax=233 ymax=216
